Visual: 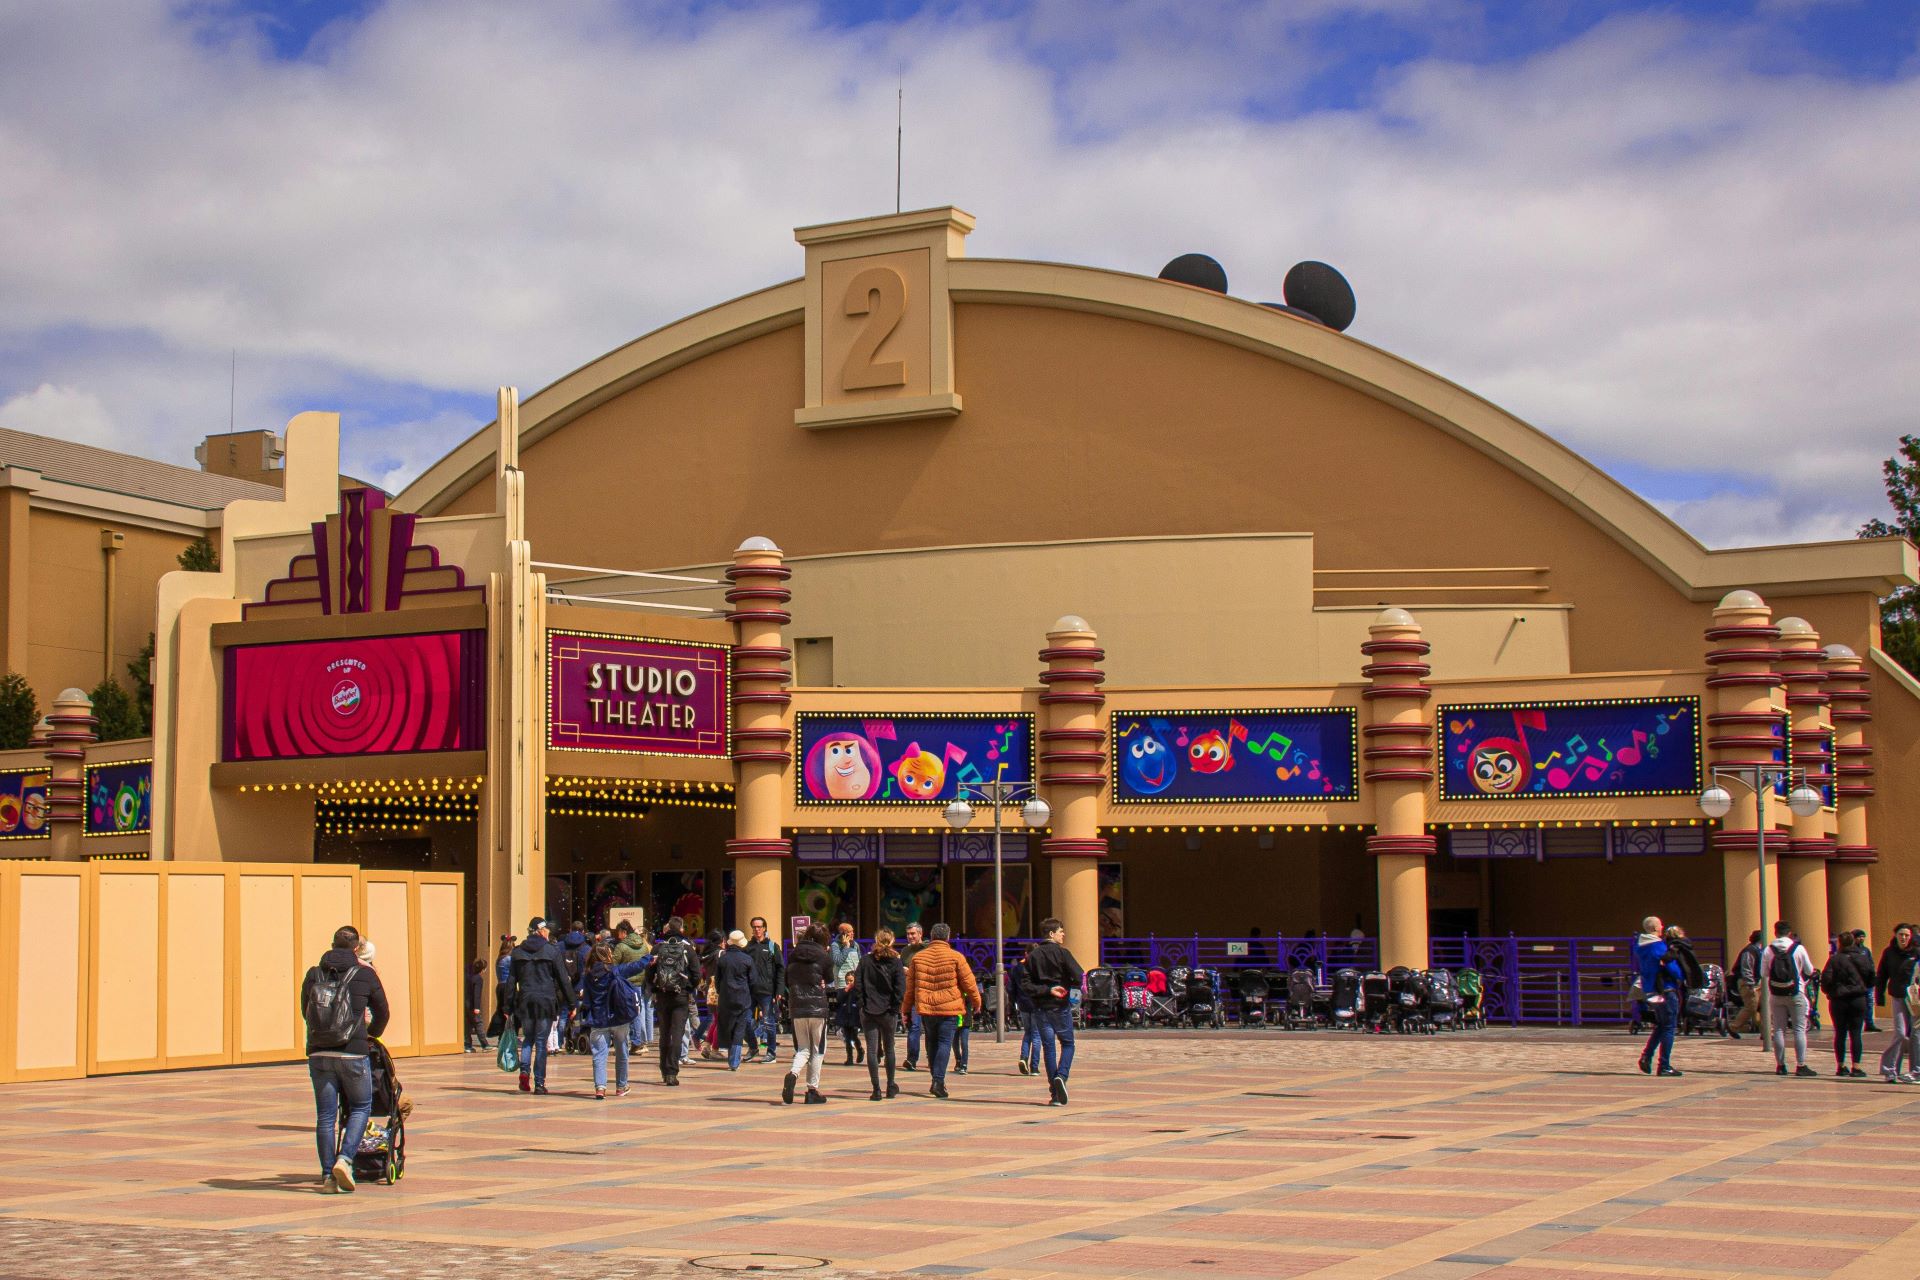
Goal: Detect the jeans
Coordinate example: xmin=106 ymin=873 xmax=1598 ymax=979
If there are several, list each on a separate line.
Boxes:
xmin=466 ymin=1009 xmax=489 ymax=1050
xmin=1038 ymin=1007 xmax=1076 ymax=1081
xmin=589 ymin=1024 xmax=631 ymax=1091
xmin=955 ymin=1018 xmax=970 ymax=1069
xmin=790 ymin=1016 xmax=827 ymax=1090
xmin=1831 ymin=993 xmax=1868 ymax=1066
xmin=628 ymin=984 xmax=653 ymax=1049
xmin=752 ymin=995 xmax=780 ymax=1057
xmin=1018 ymin=1014 xmax=1040 ymax=1070
xmin=310 ymin=1054 xmax=373 ymax=1176
xmin=521 ymin=1015 xmax=555 ymax=1087
xmin=862 ymin=1013 xmax=897 ymax=1091
xmin=1878 ymin=1003 xmax=1918 ymax=1078
xmin=720 ymin=1002 xmax=752 ymax=1069
xmin=923 ymin=1014 xmax=958 ymax=1085
xmin=1639 ymin=996 xmax=1676 ymax=1070
xmin=905 ymin=1009 xmax=922 ymax=1064
xmin=656 ymin=995 xmax=691 ymax=1080
xmin=1769 ymin=993 xmax=1809 ymax=1067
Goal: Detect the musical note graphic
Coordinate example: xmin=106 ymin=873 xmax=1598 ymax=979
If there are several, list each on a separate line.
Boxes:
xmin=1175 ymin=725 xmax=1190 ymax=747
xmin=1239 ymin=729 xmax=1296 ymax=762
xmin=956 ymin=761 xmax=985 ymax=788
xmin=1616 ymin=730 xmax=1649 ymax=767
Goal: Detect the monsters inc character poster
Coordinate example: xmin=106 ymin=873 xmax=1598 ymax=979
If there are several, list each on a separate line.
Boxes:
xmin=1439 ymin=697 xmax=1701 ymax=800
xmin=798 ymin=868 xmax=859 ymax=930
xmin=796 ymin=713 xmax=1035 ymax=806
xmin=0 ymin=768 xmax=50 ymax=841
xmin=879 ymin=867 xmax=943 ymax=935
xmin=1109 ymin=709 xmax=1359 ymax=803
xmin=84 ymin=760 xmax=152 ymax=836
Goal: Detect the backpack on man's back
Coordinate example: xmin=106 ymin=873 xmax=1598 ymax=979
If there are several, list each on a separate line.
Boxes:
xmin=1767 ymin=946 xmax=1801 ymax=998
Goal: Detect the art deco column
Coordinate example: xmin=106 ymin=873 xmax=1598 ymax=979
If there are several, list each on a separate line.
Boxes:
xmin=1705 ymin=591 xmax=1783 ymax=948
xmin=1362 ymin=608 xmax=1435 ymax=972
xmin=1775 ymin=617 xmax=1833 ymax=967
xmin=45 ymin=688 xmax=96 ymax=862
xmin=1824 ymin=643 xmax=1875 ymax=935
xmin=726 ymin=536 xmax=795 ymax=935
xmin=1037 ymin=616 xmax=1106 ymax=973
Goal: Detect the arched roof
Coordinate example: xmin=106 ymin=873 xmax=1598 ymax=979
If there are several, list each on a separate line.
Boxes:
xmin=395 ymin=258 xmax=1913 ymax=601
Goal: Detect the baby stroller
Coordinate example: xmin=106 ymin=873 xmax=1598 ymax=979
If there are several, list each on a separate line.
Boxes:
xmin=1681 ymin=963 xmax=1727 ymax=1037
xmin=1236 ymin=969 xmax=1271 ymax=1027
xmin=1285 ymin=969 xmax=1320 ymax=1029
xmin=1120 ymin=966 xmax=1153 ymax=1026
xmin=1359 ymin=970 xmax=1390 ymax=1032
xmin=1386 ymin=966 xmax=1431 ymax=1034
xmin=1144 ymin=967 xmax=1183 ymax=1026
xmin=1327 ymin=968 xmax=1362 ymax=1029
xmin=342 ymin=1038 xmax=407 ymax=1186
xmin=1182 ymin=967 xmax=1225 ymax=1028
xmin=1457 ymin=968 xmax=1486 ymax=1030
xmin=1083 ymin=967 xmax=1120 ymax=1027
xmin=1423 ymin=968 xmax=1461 ymax=1031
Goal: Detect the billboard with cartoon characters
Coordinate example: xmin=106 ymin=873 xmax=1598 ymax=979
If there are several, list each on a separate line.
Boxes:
xmin=795 ymin=713 xmax=1036 ymax=806
xmin=1109 ymin=708 xmax=1358 ymax=803
xmin=0 ymin=768 xmax=50 ymax=841
xmin=84 ymin=759 xmax=152 ymax=837
xmin=1438 ymin=696 xmax=1701 ymax=800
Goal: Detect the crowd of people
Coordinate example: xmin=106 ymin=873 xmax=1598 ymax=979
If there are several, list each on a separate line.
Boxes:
xmin=1632 ymin=915 xmax=1920 ymax=1080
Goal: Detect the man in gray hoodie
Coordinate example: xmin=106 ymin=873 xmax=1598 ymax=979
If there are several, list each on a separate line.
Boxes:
xmin=1765 ymin=921 xmax=1819 ymax=1077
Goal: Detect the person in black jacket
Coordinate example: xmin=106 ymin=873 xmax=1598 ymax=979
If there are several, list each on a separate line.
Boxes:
xmin=1821 ymin=933 xmax=1872 ymax=1077
xmin=509 ymin=918 xmax=575 ymax=1095
xmin=715 ymin=931 xmax=757 ymax=1071
xmin=854 ymin=928 xmax=905 ymax=1100
xmin=1874 ymin=923 xmax=1919 ymax=1082
xmin=744 ymin=916 xmax=784 ymax=1064
xmin=781 ymin=922 xmax=834 ymax=1105
xmin=464 ymin=958 xmax=489 ymax=1052
xmin=648 ymin=917 xmax=699 ymax=1086
xmin=301 ymin=925 xmax=390 ymax=1193
xmin=1021 ymin=917 xmax=1085 ymax=1106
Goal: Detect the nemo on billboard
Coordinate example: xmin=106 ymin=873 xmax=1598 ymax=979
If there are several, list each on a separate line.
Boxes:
xmin=222 ymin=631 xmax=487 ymax=761
xmin=546 ymin=630 xmax=730 ymax=757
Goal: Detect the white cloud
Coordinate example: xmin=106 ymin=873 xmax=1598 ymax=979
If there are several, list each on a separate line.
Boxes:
xmin=0 ymin=2 xmax=1913 ymax=543
xmin=0 ymin=383 xmax=119 ymax=449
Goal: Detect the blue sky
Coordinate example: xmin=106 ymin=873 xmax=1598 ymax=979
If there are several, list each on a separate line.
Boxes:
xmin=2 ymin=0 xmax=1916 ymax=541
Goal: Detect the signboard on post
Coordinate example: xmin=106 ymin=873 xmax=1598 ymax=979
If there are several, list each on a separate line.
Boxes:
xmin=790 ymin=914 xmax=811 ymax=943
xmin=608 ymin=905 xmax=646 ymax=934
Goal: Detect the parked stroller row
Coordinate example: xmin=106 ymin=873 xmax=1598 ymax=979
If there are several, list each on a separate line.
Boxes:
xmin=1076 ymin=964 xmax=1485 ymax=1032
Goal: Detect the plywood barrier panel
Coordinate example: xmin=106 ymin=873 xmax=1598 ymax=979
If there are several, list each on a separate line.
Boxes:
xmin=13 ymin=870 xmax=85 ymax=1079
xmin=298 ymin=872 xmax=355 ymax=965
xmin=163 ymin=870 xmax=229 ymax=1064
xmin=91 ymin=871 xmax=162 ymax=1072
xmin=236 ymin=872 xmax=298 ymax=1060
xmin=362 ymin=877 xmax=413 ymax=1055
xmin=416 ymin=878 xmax=462 ymax=1052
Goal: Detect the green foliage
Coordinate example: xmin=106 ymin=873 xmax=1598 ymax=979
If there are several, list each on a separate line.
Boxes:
xmin=89 ymin=679 xmax=145 ymax=743
xmin=127 ymin=633 xmax=155 ymax=736
xmin=1861 ymin=434 xmax=1920 ymax=678
xmin=0 ymin=673 xmax=37 ymax=750
xmin=177 ymin=536 xmax=219 ymax=572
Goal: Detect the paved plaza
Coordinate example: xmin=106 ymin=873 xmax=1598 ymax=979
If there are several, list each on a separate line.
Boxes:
xmin=0 ymin=1030 xmax=1915 ymax=1279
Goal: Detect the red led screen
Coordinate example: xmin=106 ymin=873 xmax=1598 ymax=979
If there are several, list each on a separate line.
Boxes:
xmin=223 ymin=630 xmax=486 ymax=762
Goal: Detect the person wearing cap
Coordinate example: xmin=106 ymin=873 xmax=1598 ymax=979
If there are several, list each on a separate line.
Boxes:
xmin=509 ymin=918 xmax=575 ymax=1095
xmin=715 ymin=930 xmax=757 ymax=1070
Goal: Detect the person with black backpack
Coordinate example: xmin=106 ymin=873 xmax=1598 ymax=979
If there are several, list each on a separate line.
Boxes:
xmin=1765 ymin=920 xmax=1818 ymax=1077
xmin=301 ymin=925 xmax=390 ymax=1194
xmin=648 ymin=916 xmax=699 ymax=1086
xmin=577 ymin=943 xmax=648 ymax=1099
xmin=1821 ymin=933 xmax=1872 ymax=1077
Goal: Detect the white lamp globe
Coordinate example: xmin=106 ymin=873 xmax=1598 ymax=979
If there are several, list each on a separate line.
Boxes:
xmin=1787 ymin=785 xmax=1823 ymax=818
xmin=1021 ymin=797 xmax=1051 ymax=828
xmin=1698 ymin=786 xmax=1734 ymax=819
xmin=943 ymin=799 xmax=974 ymax=829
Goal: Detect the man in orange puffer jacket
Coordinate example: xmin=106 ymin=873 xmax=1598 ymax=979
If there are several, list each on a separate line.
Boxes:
xmin=902 ymin=923 xmax=980 ymax=1099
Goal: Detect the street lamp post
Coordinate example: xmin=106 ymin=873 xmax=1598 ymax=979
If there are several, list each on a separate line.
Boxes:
xmin=944 ymin=781 xmax=1050 ymax=1044
xmin=1699 ymin=764 xmax=1822 ymax=1044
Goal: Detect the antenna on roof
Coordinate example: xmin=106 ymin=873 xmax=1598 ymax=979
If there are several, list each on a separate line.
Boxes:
xmin=228 ymin=348 xmax=236 ymax=433
xmin=895 ymin=80 xmax=902 ymax=214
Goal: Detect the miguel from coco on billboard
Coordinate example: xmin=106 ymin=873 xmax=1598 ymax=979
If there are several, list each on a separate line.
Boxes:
xmin=547 ymin=631 xmax=731 ymax=757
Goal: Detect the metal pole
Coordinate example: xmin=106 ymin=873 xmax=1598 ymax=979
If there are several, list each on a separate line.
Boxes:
xmin=1754 ymin=766 xmax=1771 ymax=1051
xmin=993 ymin=783 xmax=1006 ymax=1044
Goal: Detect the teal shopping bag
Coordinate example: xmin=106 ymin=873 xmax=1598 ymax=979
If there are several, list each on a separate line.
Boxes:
xmin=496 ymin=1023 xmax=520 ymax=1073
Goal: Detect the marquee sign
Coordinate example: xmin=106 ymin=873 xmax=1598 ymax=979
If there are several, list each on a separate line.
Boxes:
xmin=85 ymin=759 xmax=152 ymax=837
xmin=0 ymin=768 xmax=49 ymax=841
xmin=796 ymin=713 xmax=1035 ymax=806
xmin=1110 ymin=708 xmax=1359 ymax=803
xmin=222 ymin=630 xmax=486 ymax=762
xmin=547 ymin=631 xmax=730 ymax=757
xmin=1438 ymin=696 xmax=1701 ymax=801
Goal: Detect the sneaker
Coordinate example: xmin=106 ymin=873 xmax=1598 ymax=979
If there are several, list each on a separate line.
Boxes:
xmin=804 ymin=1089 xmax=826 ymax=1105
xmin=1899 ymin=1074 xmax=1920 ymax=1085
xmin=930 ymin=1083 xmax=949 ymax=1099
xmin=616 ymin=1085 xmax=631 ymax=1097
xmin=1657 ymin=1066 xmax=1683 ymax=1077
xmin=594 ymin=1088 xmax=605 ymax=1100
xmin=519 ymin=1072 xmax=531 ymax=1093
xmin=1052 ymin=1076 xmax=1069 ymax=1105
xmin=869 ymin=1089 xmax=883 ymax=1101
xmin=1837 ymin=1067 xmax=1850 ymax=1077
xmin=760 ymin=1053 xmax=778 ymax=1065
xmin=330 ymin=1158 xmax=356 ymax=1194
xmin=1018 ymin=1061 xmax=1031 ymax=1076
xmin=1795 ymin=1064 xmax=1818 ymax=1078
xmin=955 ymin=1066 xmax=969 ymax=1075
xmin=667 ymin=1075 xmax=681 ymax=1087
xmin=1776 ymin=1064 xmax=1789 ymax=1076
xmin=902 ymin=1060 xmax=918 ymax=1072
xmin=886 ymin=1081 xmax=899 ymax=1099
xmin=782 ymin=1073 xmax=796 ymax=1105
xmin=533 ymin=1083 xmax=549 ymax=1095
xmin=1637 ymin=1055 xmax=1652 ymax=1075
xmin=1848 ymin=1068 xmax=1867 ymax=1079
xmin=1726 ymin=1031 xmax=1741 ymax=1040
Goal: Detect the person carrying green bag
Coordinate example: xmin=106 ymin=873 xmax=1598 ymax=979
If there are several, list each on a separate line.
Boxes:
xmin=496 ymin=1021 xmax=520 ymax=1074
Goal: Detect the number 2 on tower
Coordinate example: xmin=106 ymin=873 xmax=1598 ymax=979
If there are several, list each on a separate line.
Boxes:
xmin=841 ymin=266 xmax=908 ymax=391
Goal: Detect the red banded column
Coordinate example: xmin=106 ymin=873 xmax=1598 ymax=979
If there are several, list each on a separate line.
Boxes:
xmin=1038 ymin=616 xmax=1106 ymax=973
xmin=46 ymin=687 xmax=96 ymax=862
xmin=1706 ymin=590 xmax=1783 ymax=948
xmin=726 ymin=537 xmax=793 ymax=932
xmin=1362 ymin=608 xmax=1435 ymax=972
xmin=1823 ymin=643 xmax=1874 ymax=936
xmin=1775 ymin=618 xmax=1833 ymax=967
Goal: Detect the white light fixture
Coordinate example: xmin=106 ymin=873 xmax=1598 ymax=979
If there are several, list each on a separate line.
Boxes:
xmin=1787 ymin=785 xmax=1823 ymax=818
xmin=1698 ymin=786 xmax=1733 ymax=819
xmin=943 ymin=799 xmax=974 ymax=829
xmin=1020 ymin=797 xmax=1051 ymax=828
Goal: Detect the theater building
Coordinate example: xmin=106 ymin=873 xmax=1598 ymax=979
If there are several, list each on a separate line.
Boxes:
xmin=135 ymin=206 xmax=1916 ymax=1006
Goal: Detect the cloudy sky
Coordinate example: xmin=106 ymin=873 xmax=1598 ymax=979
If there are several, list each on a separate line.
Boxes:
xmin=1 ymin=0 xmax=1914 ymax=544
